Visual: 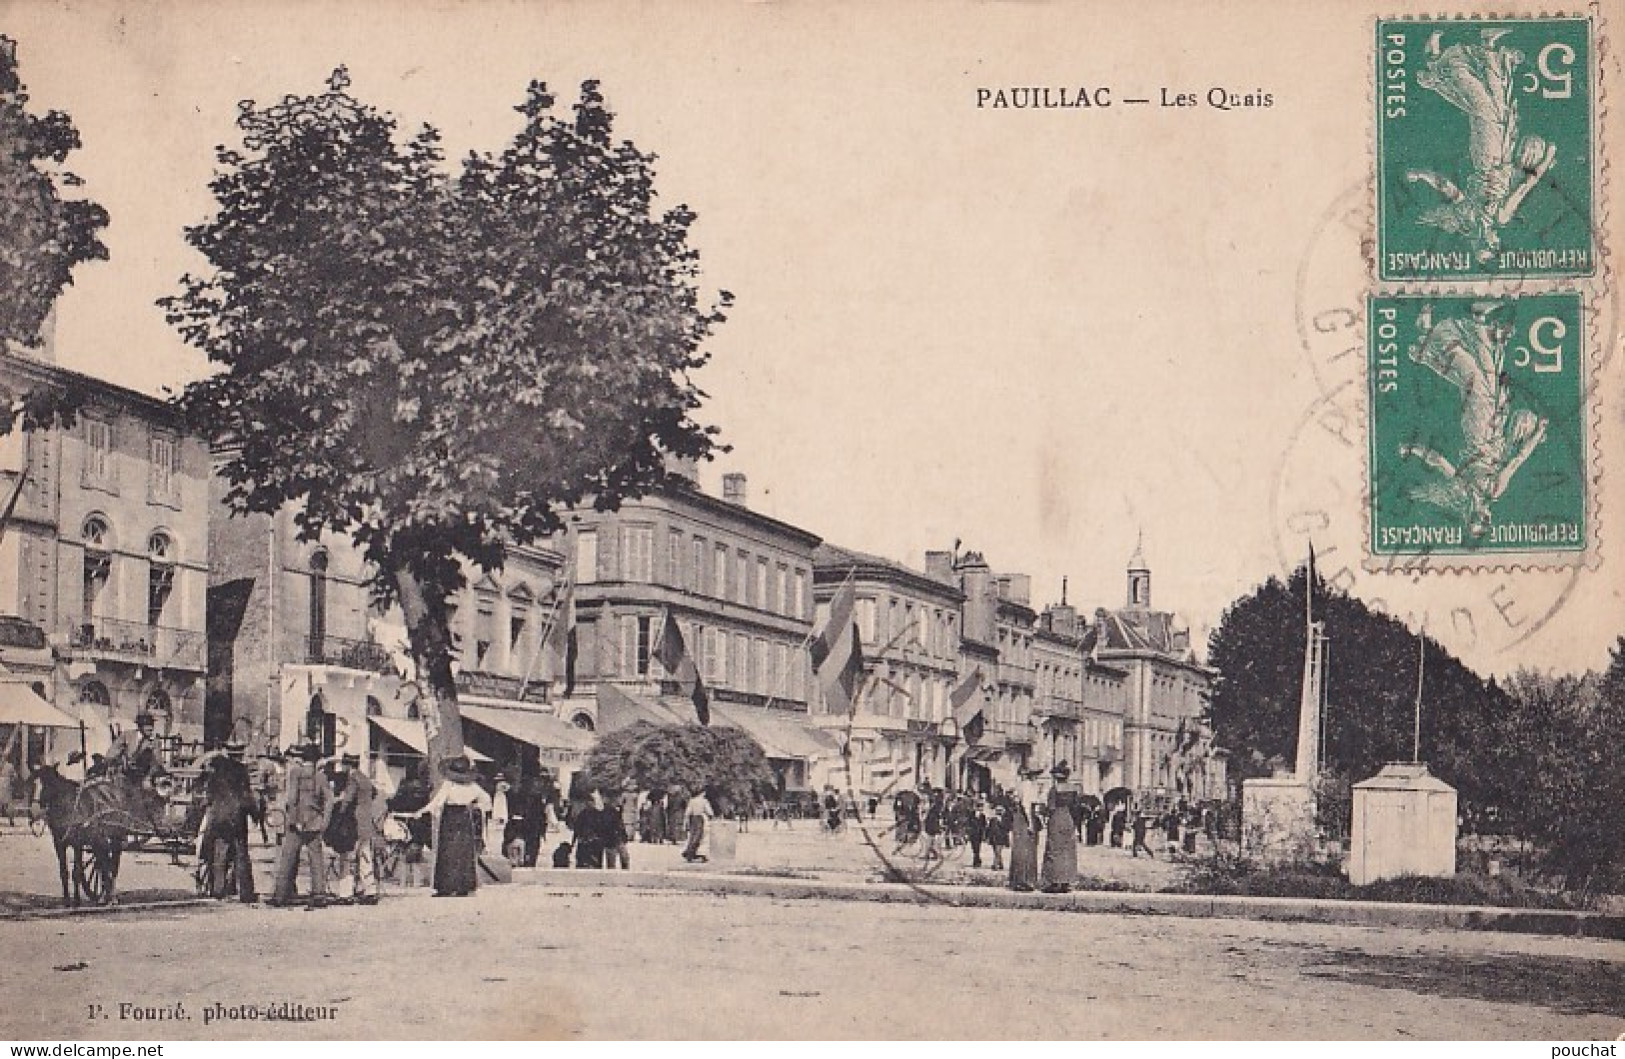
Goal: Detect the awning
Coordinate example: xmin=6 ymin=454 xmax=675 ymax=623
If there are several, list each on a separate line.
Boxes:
xmin=596 ymin=683 xmax=689 ymax=731
xmin=460 ymin=703 xmax=594 ymax=753
xmin=962 ymin=745 xmax=1003 ymax=762
xmin=0 ymin=680 xmax=83 ymax=728
xmin=711 ymin=703 xmax=840 ymax=762
xmin=368 ymin=716 xmax=492 ymax=763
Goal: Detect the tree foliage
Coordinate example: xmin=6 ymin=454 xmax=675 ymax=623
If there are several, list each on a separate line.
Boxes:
xmin=583 ymin=722 xmax=774 ymax=815
xmin=1206 ymin=564 xmax=1507 ymax=808
xmin=0 ymin=36 xmax=108 ymax=351
xmin=1496 ymin=651 xmax=1625 ymax=892
xmin=165 ymin=69 xmax=727 ymax=765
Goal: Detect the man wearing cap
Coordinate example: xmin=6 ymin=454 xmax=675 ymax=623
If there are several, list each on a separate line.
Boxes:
xmin=197 ymin=741 xmax=261 ymax=903
xmin=331 ymin=753 xmax=381 ymax=905
xmin=103 ymin=712 xmax=166 ymax=827
xmin=269 ymin=743 xmax=332 ymax=908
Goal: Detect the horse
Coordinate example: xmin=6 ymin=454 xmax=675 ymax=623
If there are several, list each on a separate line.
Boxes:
xmin=29 ymin=765 xmax=130 ymax=907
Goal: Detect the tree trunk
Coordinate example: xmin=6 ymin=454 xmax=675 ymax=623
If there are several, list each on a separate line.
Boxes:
xmin=391 ymin=565 xmax=465 ymax=779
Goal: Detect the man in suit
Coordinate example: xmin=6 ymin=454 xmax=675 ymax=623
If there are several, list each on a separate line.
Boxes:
xmin=269 ymin=743 xmax=331 ymax=907
xmin=197 ymin=741 xmax=261 ymax=903
xmin=331 ymin=753 xmax=380 ymax=905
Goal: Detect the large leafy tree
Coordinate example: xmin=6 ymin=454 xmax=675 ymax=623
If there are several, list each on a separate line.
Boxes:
xmin=167 ymin=70 xmax=726 ymax=769
xmin=1207 ymin=564 xmax=1507 ymax=809
xmin=0 ymin=36 xmax=108 ymax=352
xmin=584 ymin=722 xmax=774 ymax=815
xmin=1497 ymin=649 xmax=1625 ymax=892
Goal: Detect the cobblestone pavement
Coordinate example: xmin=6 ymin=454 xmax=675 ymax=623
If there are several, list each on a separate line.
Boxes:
xmin=2 ymin=881 xmax=1622 ymax=1040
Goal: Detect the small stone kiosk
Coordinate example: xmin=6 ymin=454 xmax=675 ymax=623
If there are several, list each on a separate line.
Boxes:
xmin=1347 ymin=762 xmax=1457 ymax=886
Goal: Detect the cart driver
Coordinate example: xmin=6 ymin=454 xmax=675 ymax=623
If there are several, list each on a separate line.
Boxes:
xmin=102 ymin=712 xmax=166 ymax=826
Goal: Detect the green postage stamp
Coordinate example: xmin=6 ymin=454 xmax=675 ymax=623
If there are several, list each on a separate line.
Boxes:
xmin=1376 ymin=16 xmax=1596 ymax=281
xmin=1368 ymin=293 xmax=1590 ymax=563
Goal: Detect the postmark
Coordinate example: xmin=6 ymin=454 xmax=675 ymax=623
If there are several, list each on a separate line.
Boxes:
xmin=1367 ymin=292 xmax=1594 ymax=565
xmin=1376 ymin=15 xmax=1597 ymax=281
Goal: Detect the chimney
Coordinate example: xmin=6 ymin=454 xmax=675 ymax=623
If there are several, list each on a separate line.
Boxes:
xmin=1002 ymin=573 xmax=1031 ymax=606
xmin=663 ymin=453 xmax=701 ymax=485
xmin=722 ymin=473 xmax=748 ymax=507
xmin=956 ymin=551 xmax=994 ymax=644
xmin=924 ymin=550 xmax=955 ymax=584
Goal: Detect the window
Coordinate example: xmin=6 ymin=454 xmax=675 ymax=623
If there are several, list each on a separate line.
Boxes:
xmin=752 ymin=638 xmax=768 ymax=694
xmin=82 ymin=416 xmax=115 ymax=489
xmin=732 ymin=632 xmax=748 ymax=688
xmin=756 ymin=558 xmax=770 ymax=611
xmin=691 ymin=537 xmax=706 ymax=594
xmin=668 ymin=528 xmax=683 ymax=587
xmin=735 ymin=551 xmax=749 ymax=605
xmin=622 ymin=615 xmax=652 ymax=676
xmin=790 ymin=649 xmax=805 ymax=701
xmin=81 ymin=516 xmax=111 ymax=624
xmin=307 ymin=551 xmax=329 ymax=657
xmin=713 ymin=544 xmax=729 ymax=600
xmin=475 ymin=592 xmax=496 ymax=668
xmin=775 ymin=643 xmax=789 ymax=699
xmin=857 ymin=597 xmax=877 ymax=644
xmin=79 ymin=681 xmax=110 ymax=706
xmin=713 ymin=630 xmax=729 ymax=686
xmin=575 ymin=531 xmax=599 ymax=584
xmin=776 ymin=565 xmax=789 ymax=616
xmin=147 ymin=532 xmax=175 ymax=627
xmin=619 ymin=526 xmax=653 ymax=582
xmin=791 ymin=570 xmax=806 ymax=619
xmin=148 ymin=432 xmax=180 ymax=504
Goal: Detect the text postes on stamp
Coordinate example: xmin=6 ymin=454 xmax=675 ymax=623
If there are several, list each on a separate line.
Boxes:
xmin=1368 ymin=292 xmax=1591 ymax=564
xmin=1376 ymin=16 xmax=1595 ymax=282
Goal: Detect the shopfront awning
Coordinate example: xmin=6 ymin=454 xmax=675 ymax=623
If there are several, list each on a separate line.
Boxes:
xmin=460 ymin=703 xmax=594 ymax=753
xmin=711 ymin=703 xmax=840 ymax=762
xmin=369 ymin=715 xmax=492 ymax=763
xmin=0 ymin=679 xmax=83 ymax=728
xmin=596 ymin=683 xmax=690 ymax=731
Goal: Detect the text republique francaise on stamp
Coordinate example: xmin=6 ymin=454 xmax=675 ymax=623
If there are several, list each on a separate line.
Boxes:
xmin=1376 ymin=16 xmax=1597 ymax=282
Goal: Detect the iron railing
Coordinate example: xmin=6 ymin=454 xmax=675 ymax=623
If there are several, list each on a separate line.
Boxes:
xmin=305 ymin=633 xmax=394 ymax=674
xmin=66 ymin=617 xmax=205 ymax=671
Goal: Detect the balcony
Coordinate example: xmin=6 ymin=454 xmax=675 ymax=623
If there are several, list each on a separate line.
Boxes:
xmin=1037 ymin=696 xmax=1086 ymax=721
xmin=305 ymin=633 xmax=395 ymax=674
xmin=65 ymin=617 xmax=205 ymax=672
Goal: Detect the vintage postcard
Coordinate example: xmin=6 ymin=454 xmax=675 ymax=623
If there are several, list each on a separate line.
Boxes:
xmin=0 ymin=0 xmax=1622 ymax=1045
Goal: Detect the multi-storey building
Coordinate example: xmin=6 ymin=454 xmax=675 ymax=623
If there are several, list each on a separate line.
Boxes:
xmin=0 ymin=351 xmax=210 ymax=758
xmin=951 ymin=551 xmax=1039 ymax=790
xmin=562 ymin=472 xmax=838 ymax=791
xmin=207 ymin=474 xmax=584 ymax=787
xmin=1083 ymin=544 xmax=1225 ymax=805
xmin=1036 ymin=595 xmax=1129 ymax=796
xmin=810 ymin=543 xmax=964 ymax=795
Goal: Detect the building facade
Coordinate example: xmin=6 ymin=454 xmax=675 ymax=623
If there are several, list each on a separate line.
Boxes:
xmin=1084 ymin=546 xmax=1226 ymax=805
xmin=207 ymin=472 xmax=575 ymax=786
xmin=0 ymin=351 xmax=210 ymax=756
xmin=810 ymin=543 xmax=964 ymax=796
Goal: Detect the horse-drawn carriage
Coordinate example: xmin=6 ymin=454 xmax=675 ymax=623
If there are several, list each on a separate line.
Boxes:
xmin=31 ymin=762 xmax=204 ymax=906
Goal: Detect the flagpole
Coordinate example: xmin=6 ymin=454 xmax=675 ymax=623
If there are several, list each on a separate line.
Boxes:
xmin=516 ymin=558 xmax=573 ymax=703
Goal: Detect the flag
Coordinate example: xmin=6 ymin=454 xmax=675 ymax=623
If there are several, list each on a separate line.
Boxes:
xmin=654 ymin=609 xmax=709 ymax=725
xmin=810 ymin=574 xmax=864 ymax=715
xmin=540 ymin=575 xmax=577 ymax=697
xmin=950 ymin=666 xmax=984 ymax=728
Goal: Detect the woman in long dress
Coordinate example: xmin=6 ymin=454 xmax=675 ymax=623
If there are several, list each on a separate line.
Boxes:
xmin=1006 ymin=792 xmax=1038 ymax=893
xmin=1040 ymin=769 xmax=1079 ymax=893
xmin=423 ymin=757 xmax=492 ymax=897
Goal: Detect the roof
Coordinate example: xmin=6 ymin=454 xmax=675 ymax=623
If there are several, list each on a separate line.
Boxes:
xmin=1353 ymin=762 xmax=1457 ymax=793
xmin=0 ymin=350 xmax=188 ymax=429
xmin=1087 ymin=607 xmax=1197 ymax=663
xmin=813 ymin=543 xmax=962 ymax=601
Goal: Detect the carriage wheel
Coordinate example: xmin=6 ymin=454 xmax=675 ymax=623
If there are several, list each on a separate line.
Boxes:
xmin=78 ymin=855 xmax=113 ymax=905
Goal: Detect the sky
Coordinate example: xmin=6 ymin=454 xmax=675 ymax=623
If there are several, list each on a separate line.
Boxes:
xmin=5 ymin=0 xmax=1622 ymax=677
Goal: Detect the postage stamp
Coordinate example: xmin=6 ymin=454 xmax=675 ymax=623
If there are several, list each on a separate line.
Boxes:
xmin=1375 ymin=16 xmax=1596 ymax=282
xmin=1367 ymin=292 xmax=1592 ymax=563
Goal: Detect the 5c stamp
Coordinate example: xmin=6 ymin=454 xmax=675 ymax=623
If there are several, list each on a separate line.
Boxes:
xmin=1376 ymin=16 xmax=1596 ymax=281
xmin=1368 ymin=293 xmax=1591 ymax=563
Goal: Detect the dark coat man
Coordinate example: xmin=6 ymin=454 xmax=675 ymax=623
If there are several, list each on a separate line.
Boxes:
xmin=200 ymin=743 xmax=261 ymax=902
xmin=270 ymin=745 xmax=331 ymax=905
